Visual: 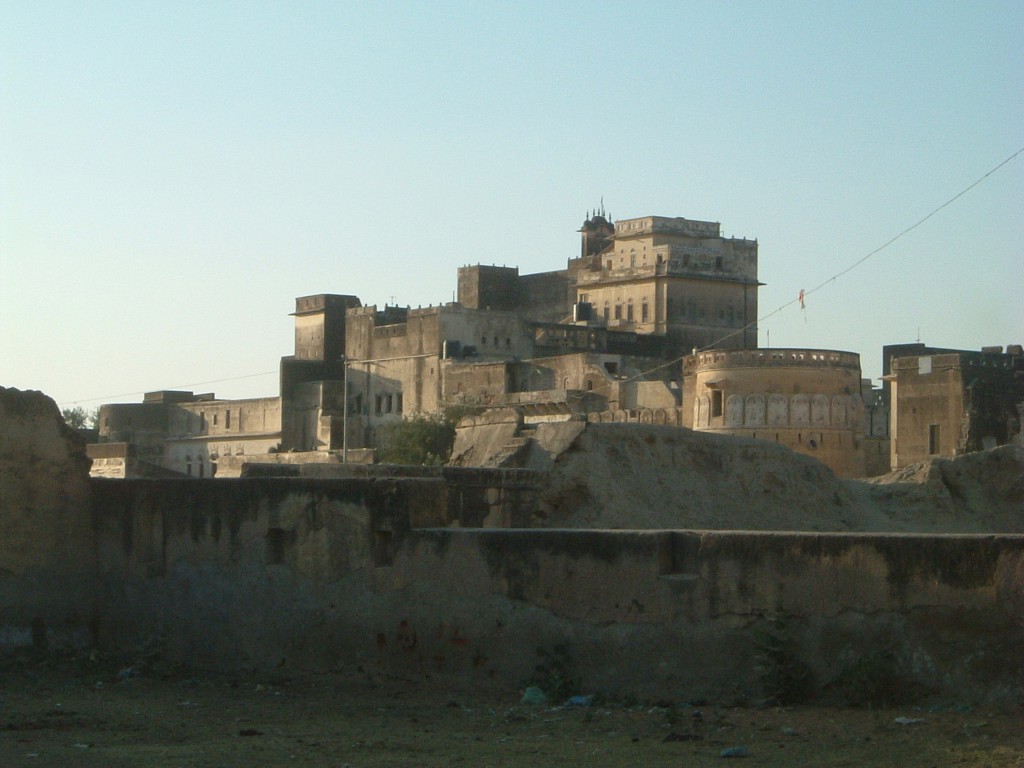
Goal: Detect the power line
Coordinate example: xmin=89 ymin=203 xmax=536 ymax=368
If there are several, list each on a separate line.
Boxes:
xmin=58 ymin=370 xmax=279 ymax=407
xmin=624 ymin=145 xmax=1024 ymax=383
xmin=59 ymin=147 xmax=1022 ymax=406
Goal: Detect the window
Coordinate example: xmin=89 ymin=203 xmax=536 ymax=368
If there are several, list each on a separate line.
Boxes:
xmin=614 ymin=304 xmax=622 ymax=320
xmin=226 ymin=410 xmax=231 ymax=429
xmin=213 ymin=413 xmax=218 ymax=426
xmin=711 ymin=390 xmax=723 ymax=418
xmin=641 ymin=301 xmax=649 ymax=323
xmin=603 ymin=303 xmax=610 ymax=321
xmin=199 ymin=412 xmax=206 ymax=431
xmin=386 ymin=394 xmax=393 ymax=413
xmin=396 ymin=394 xmax=403 ymax=414
xmin=626 ymin=301 xmax=634 ymax=321
xmin=929 ymin=424 xmax=940 ymax=455
xmin=375 ymin=395 xmax=383 ymax=415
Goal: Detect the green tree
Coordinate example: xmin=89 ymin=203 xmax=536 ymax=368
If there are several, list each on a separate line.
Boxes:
xmin=61 ymin=406 xmax=98 ymax=430
xmin=374 ymin=411 xmax=461 ymax=465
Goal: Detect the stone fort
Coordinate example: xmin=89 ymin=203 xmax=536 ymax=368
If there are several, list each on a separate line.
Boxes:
xmin=93 ymin=209 xmax=1023 ymax=481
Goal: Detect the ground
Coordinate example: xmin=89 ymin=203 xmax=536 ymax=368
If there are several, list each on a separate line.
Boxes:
xmin=1 ymin=660 xmax=1021 ymax=768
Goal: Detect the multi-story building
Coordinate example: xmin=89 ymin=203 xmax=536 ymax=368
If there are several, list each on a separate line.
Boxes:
xmin=96 ymin=390 xmax=281 ymax=477
xmin=571 ymin=215 xmax=760 ymax=353
xmin=94 ymin=208 xmax=774 ymax=474
xmin=885 ymin=344 xmax=1024 ymax=469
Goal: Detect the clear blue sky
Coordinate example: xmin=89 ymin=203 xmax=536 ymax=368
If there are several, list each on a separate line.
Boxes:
xmin=2 ymin=1 xmax=1021 ymax=408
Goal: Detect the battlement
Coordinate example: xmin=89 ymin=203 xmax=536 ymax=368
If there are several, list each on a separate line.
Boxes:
xmin=686 ymin=348 xmax=861 ymax=373
xmin=615 ymin=216 xmax=722 ymax=239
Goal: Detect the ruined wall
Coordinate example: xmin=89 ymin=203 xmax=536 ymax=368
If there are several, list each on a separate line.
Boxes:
xmin=89 ymin=476 xmax=1024 ymax=703
xmin=0 ymin=387 xmax=97 ymax=651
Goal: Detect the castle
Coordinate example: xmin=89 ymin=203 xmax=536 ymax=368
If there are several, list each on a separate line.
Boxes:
xmin=94 ymin=210 xmax=1023 ymax=479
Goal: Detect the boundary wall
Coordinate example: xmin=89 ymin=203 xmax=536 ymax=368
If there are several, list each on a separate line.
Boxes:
xmin=92 ymin=478 xmax=1024 ymax=703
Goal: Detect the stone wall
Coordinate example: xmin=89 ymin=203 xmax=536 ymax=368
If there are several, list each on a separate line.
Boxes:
xmin=3 ymin=389 xmax=1022 ymax=703
xmin=89 ymin=478 xmax=1024 ymax=703
xmin=0 ymin=388 xmax=97 ymax=651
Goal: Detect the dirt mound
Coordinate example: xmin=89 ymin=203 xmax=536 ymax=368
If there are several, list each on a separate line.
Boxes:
xmin=531 ymin=424 xmax=1023 ymax=532
xmin=857 ymin=445 xmax=1024 ymax=532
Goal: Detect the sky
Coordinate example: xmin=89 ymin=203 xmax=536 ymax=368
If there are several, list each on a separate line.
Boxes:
xmin=2 ymin=1 xmax=1022 ymax=410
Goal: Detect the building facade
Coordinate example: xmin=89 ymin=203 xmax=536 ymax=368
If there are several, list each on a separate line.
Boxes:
xmin=96 ymin=208 xmax=781 ymax=473
xmin=886 ymin=345 xmax=1024 ymax=469
xmin=682 ymin=348 xmax=867 ymax=477
xmin=98 ymin=391 xmax=282 ymax=477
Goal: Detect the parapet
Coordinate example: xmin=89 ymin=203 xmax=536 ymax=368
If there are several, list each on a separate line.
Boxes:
xmin=686 ymin=348 xmax=861 ymax=373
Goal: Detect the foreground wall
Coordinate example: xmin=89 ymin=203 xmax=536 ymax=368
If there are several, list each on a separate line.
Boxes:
xmin=0 ymin=388 xmax=97 ymax=651
xmin=92 ymin=477 xmax=1024 ymax=703
xmin=3 ymin=388 xmax=1021 ymax=703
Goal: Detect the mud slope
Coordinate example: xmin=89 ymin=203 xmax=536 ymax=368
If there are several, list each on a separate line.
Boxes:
xmin=533 ymin=423 xmax=1023 ymax=532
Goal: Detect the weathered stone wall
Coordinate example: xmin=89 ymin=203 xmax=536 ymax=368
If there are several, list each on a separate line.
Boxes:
xmin=89 ymin=478 xmax=1024 ymax=703
xmin=4 ymin=390 xmax=1022 ymax=702
xmin=230 ymin=463 xmax=543 ymax=528
xmin=0 ymin=387 xmax=97 ymax=651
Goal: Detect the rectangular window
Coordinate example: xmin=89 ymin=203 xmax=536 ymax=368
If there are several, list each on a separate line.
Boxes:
xmin=386 ymin=394 xmax=393 ymax=413
xmin=375 ymin=395 xmax=383 ymax=415
xmin=711 ymin=390 xmax=723 ymax=417
xmin=929 ymin=424 xmax=941 ymax=455
xmin=226 ymin=410 xmax=231 ymax=429
xmin=213 ymin=413 xmax=218 ymax=426
xmin=614 ymin=304 xmax=622 ymax=320
xmin=627 ymin=303 xmax=634 ymax=321
xmin=641 ymin=303 xmax=649 ymax=323
xmin=396 ymin=394 xmax=403 ymax=414
xmin=199 ymin=412 xmax=206 ymax=431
